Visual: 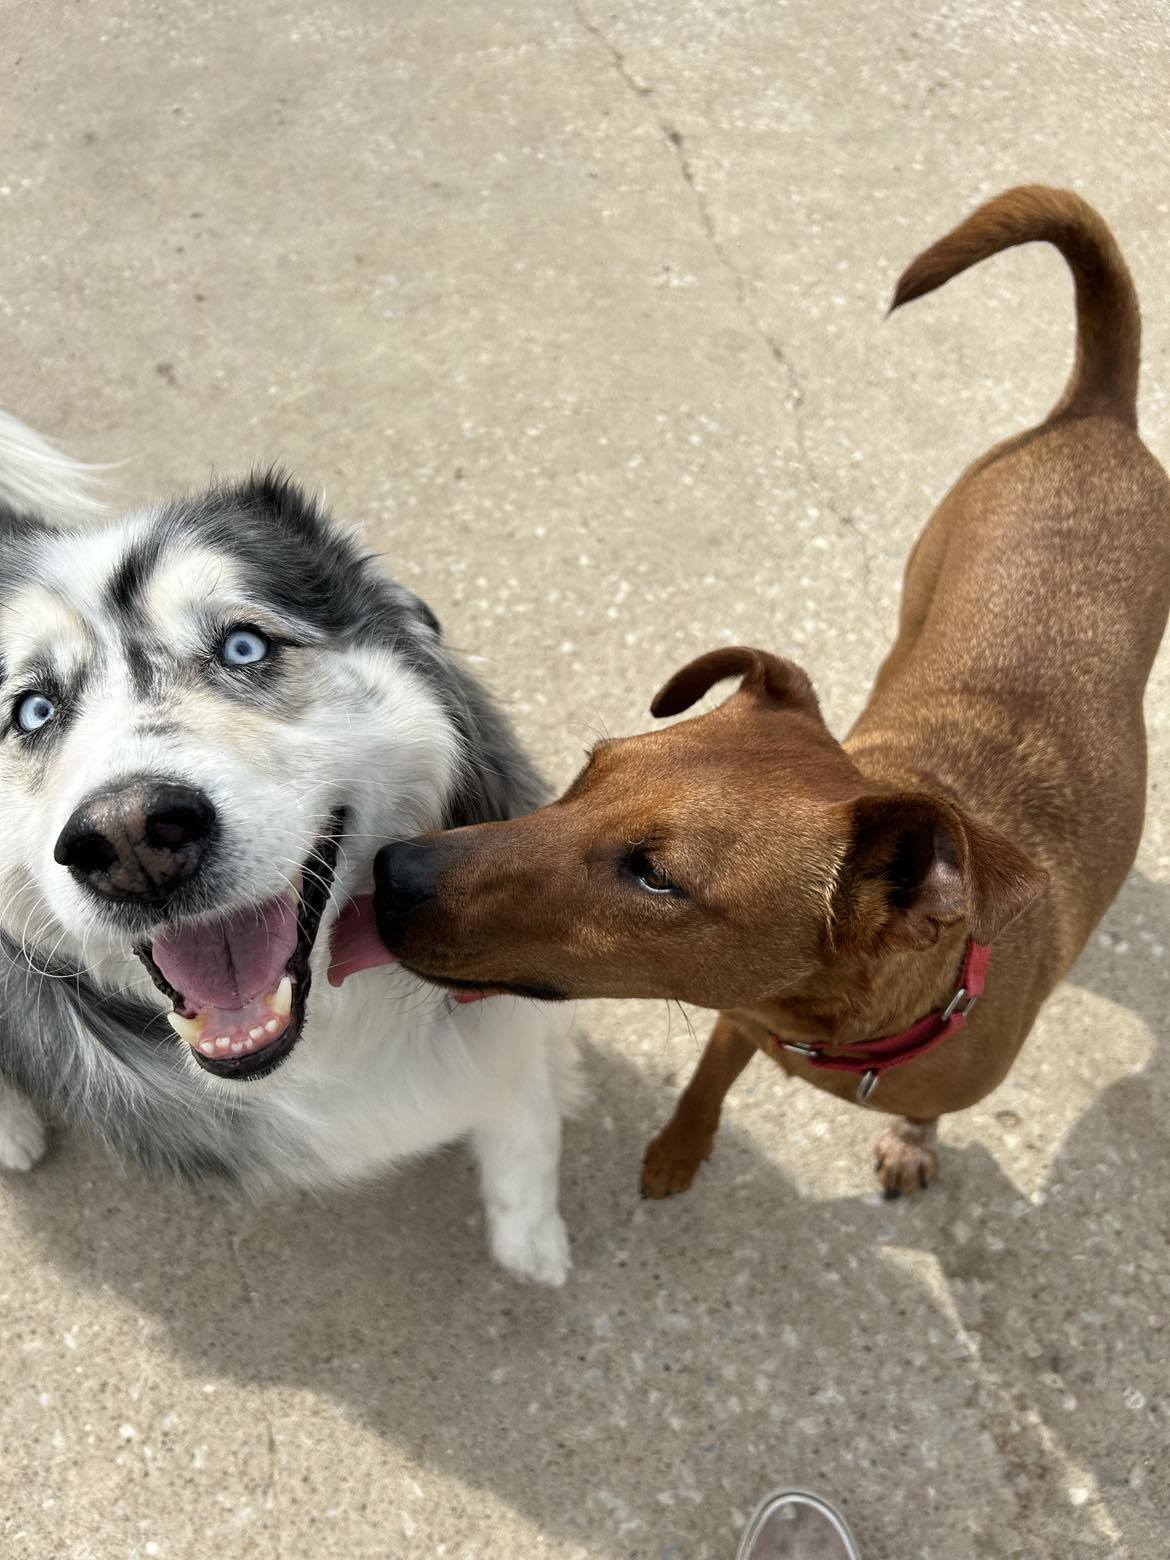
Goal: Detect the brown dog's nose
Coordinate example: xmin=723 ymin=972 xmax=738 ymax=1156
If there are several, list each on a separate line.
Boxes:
xmin=373 ymin=840 xmax=440 ymax=948
xmin=54 ymin=779 xmax=217 ymax=904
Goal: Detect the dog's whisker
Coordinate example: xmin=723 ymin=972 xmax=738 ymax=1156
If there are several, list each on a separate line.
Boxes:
xmin=672 ymin=999 xmax=700 ymax=1053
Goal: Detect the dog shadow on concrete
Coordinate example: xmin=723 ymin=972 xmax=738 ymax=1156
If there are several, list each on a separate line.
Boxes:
xmin=5 ymin=871 xmax=1166 ymax=1559
xmin=812 ymin=866 xmax=1169 ymax=1557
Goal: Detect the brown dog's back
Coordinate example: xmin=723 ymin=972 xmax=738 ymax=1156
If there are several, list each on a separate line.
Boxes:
xmin=853 ymin=187 xmax=1170 ymax=979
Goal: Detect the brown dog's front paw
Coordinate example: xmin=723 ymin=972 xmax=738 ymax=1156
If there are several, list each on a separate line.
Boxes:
xmin=640 ymin=1126 xmax=713 ymax=1199
xmin=873 ymin=1119 xmax=940 ymax=1200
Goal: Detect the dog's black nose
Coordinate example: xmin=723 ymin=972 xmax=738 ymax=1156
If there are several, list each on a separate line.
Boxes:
xmin=374 ymin=841 xmax=438 ymax=921
xmin=54 ymin=779 xmax=216 ymax=903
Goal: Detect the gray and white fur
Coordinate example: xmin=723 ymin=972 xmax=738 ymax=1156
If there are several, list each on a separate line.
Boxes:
xmin=0 ymin=409 xmax=575 ymax=1285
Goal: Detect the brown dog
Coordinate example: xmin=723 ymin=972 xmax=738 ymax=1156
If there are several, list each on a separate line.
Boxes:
xmin=347 ymin=187 xmax=1170 ymax=1199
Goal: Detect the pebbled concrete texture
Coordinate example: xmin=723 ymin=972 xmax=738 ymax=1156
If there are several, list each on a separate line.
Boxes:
xmin=1 ymin=2 xmax=1168 ymax=1557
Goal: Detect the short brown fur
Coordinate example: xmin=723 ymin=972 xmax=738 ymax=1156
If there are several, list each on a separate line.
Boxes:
xmin=380 ymin=188 xmax=1170 ymax=1199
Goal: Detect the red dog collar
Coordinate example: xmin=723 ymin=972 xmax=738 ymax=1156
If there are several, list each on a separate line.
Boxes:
xmin=773 ymin=939 xmax=990 ymax=1103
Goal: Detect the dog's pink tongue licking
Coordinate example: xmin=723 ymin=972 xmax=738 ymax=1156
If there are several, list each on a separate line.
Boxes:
xmin=328 ymin=895 xmax=397 ymax=987
xmin=153 ymin=895 xmax=299 ymax=1010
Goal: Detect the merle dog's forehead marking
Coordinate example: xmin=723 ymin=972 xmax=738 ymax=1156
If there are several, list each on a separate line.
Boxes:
xmin=105 ymin=530 xmax=166 ymax=621
xmin=137 ymin=543 xmax=248 ymax=643
xmin=0 ymin=582 xmax=95 ymax=685
xmin=1 ymin=523 xmax=265 ymax=715
xmin=123 ymin=637 xmax=164 ymax=699
xmin=117 ymin=518 xmax=328 ymax=651
xmin=2 ymin=521 xmax=154 ymax=678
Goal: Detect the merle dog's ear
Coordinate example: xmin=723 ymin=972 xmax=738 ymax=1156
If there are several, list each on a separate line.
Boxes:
xmin=214 ymin=474 xmax=436 ymax=642
xmin=406 ymin=593 xmax=442 ymax=639
xmin=400 ymin=632 xmax=545 ymax=828
xmin=238 ymin=474 xmax=443 ymax=635
xmin=232 ymin=470 xmax=324 ymax=534
xmin=835 ymin=792 xmax=1048 ymax=951
xmin=651 ymin=646 xmax=819 ymax=719
xmin=435 ymin=662 xmax=547 ymax=828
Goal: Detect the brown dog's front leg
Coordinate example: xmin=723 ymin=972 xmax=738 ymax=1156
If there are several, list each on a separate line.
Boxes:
xmin=873 ymin=1116 xmax=940 ymax=1199
xmin=641 ymin=1017 xmax=757 ymax=1199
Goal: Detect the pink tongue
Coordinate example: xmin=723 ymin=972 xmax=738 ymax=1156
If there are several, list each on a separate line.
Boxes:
xmin=328 ymin=895 xmax=397 ymax=987
xmin=153 ymin=895 xmax=299 ymax=1011
xmin=328 ymin=895 xmax=499 ymax=1002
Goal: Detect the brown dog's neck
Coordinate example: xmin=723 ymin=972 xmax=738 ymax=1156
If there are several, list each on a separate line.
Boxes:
xmin=752 ymin=923 xmax=972 ymax=1051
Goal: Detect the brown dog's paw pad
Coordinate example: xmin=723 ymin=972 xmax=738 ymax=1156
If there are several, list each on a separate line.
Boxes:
xmin=640 ymin=1130 xmax=712 ymax=1200
xmin=873 ymin=1126 xmax=939 ymax=1198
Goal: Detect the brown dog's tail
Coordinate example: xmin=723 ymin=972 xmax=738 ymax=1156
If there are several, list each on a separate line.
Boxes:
xmin=891 ymin=186 xmax=1140 ymax=425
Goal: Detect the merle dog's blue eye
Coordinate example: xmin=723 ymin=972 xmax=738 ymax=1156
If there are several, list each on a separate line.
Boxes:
xmin=16 ymin=692 xmax=57 ymax=733
xmin=220 ymin=628 xmax=270 ymax=667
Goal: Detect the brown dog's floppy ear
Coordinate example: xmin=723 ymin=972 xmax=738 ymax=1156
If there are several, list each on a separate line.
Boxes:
xmin=838 ymin=792 xmax=1048 ymax=950
xmin=651 ymin=646 xmax=819 ymax=719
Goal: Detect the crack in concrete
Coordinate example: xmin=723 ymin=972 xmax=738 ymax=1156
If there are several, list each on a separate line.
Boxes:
xmin=573 ymin=1 xmax=885 ymax=607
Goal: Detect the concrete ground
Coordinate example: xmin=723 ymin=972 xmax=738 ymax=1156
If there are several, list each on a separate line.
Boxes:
xmin=2 ymin=2 xmax=1167 ymax=1556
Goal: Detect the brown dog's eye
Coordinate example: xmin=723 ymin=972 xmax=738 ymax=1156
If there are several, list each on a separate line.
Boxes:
xmin=625 ymin=848 xmax=682 ymax=897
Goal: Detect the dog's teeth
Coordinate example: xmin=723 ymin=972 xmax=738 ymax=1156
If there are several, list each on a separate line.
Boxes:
xmin=270 ymin=976 xmax=293 ymax=1017
xmin=249 ymin=1027 xmax=265 ymax=1041
xmin=199 ymin=1040 xmax=216 ymax=1056
xmin=166 ymin=1012 xmax=205 ymax=1044
xmin=265 ymin=1018 xmax=280 ymax=1034
xmin=215 ymin=1036 xmax=231 ymax=1050
xmin=244 ymin=1038 xmax=254 ymax=1051
xmin=230 ymin=1042 xmax=244 ymax=1054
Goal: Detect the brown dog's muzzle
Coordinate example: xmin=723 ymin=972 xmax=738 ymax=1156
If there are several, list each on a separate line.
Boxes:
xmin=357 ymin=824 xmax=572 ymax=1002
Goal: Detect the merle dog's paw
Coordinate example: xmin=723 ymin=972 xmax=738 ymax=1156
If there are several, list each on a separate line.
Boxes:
xmin=490 ymin=1210 xmax=571 ymax=1287
xmin=0 ymin=1088 xmax=47 ymax=1172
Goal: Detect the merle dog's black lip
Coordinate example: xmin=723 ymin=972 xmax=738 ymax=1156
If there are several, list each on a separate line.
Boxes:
xmin=137 ymin=810 xmax=346 ymax=1082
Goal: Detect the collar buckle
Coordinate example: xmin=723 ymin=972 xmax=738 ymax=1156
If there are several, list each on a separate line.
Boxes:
xmin=941 ymin=986 xmax=979 ymax=1023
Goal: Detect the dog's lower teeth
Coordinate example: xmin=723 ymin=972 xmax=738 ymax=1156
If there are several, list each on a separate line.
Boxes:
xmin=191 ymin=1022 xmax=283 ymax=1061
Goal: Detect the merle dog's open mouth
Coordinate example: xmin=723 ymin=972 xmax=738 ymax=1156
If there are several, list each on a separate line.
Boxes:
xmin=136 ymin=811 xmax=345 ymax=1081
